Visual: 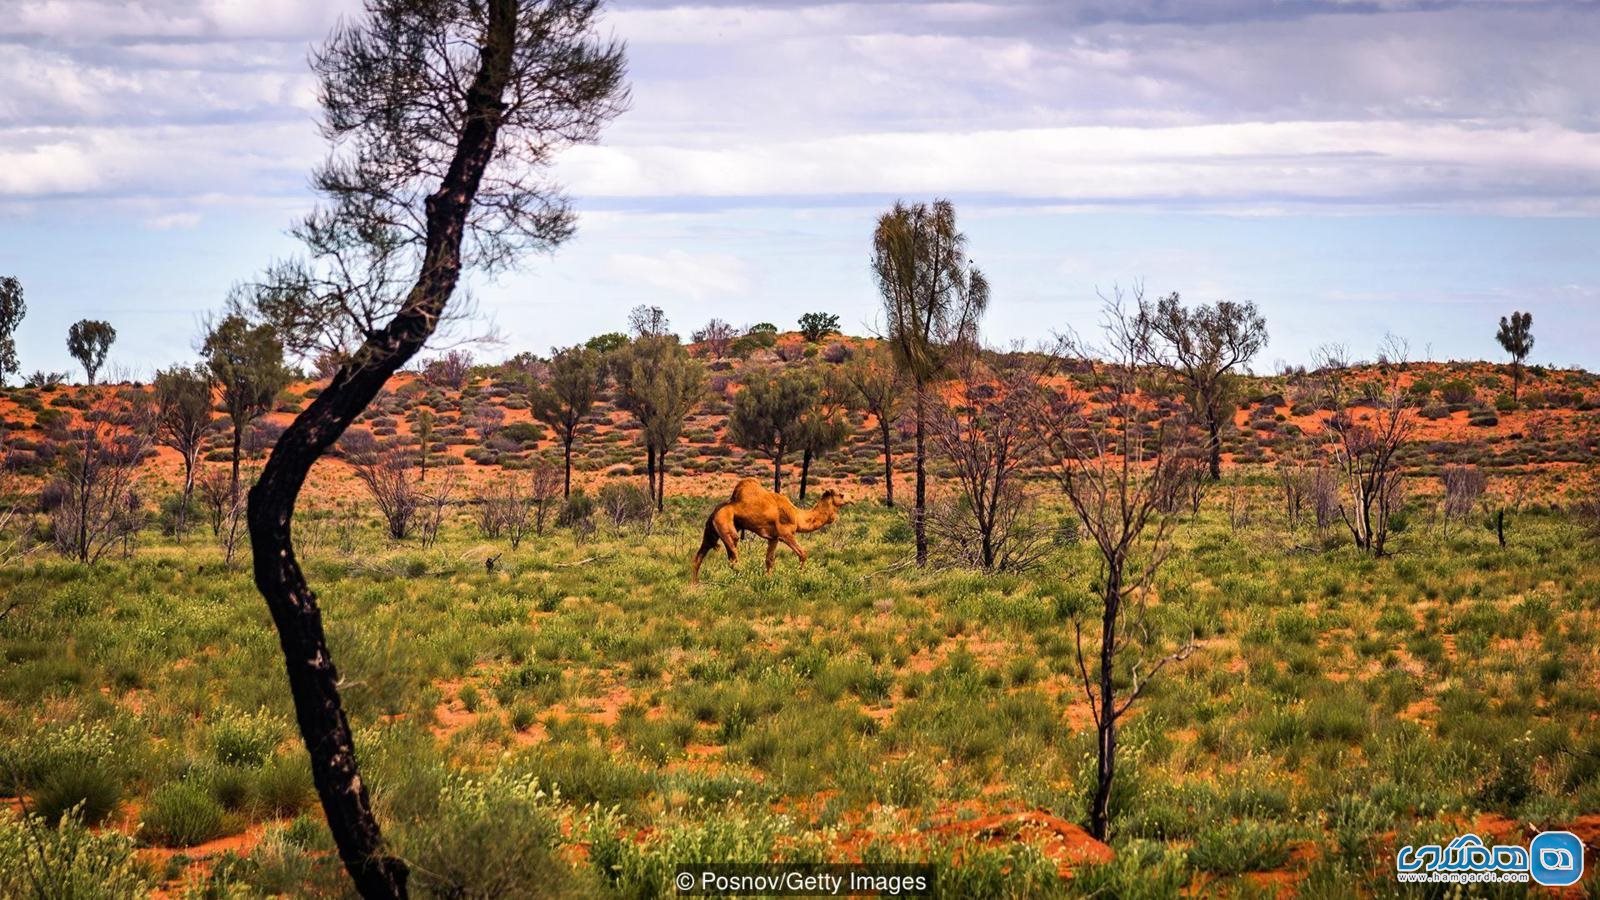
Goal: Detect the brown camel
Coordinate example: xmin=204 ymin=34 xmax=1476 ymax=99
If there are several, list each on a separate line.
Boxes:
xmin=691 ymin=478 xmax=848 ymax=583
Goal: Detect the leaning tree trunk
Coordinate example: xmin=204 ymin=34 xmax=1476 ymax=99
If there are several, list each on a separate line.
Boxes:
xmin=798 ymin=447 xmax=813 ymax=500
xmin=245 ymin=7 xmax=515 ymax=897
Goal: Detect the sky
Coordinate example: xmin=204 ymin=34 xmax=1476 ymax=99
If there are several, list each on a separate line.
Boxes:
xmin=3 ymin=0 xmax=1599 ymax=379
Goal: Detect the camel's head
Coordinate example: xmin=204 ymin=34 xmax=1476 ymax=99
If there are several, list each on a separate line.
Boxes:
xmin=820 ymin=488 xmax=849 ymax=508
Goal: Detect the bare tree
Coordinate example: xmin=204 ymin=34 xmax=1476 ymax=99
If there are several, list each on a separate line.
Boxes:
xmin=927 ymin=364 xmax=1047 ymax=571
xmin=50 ymin=390 xmax=153 ymax=563
xmin=628 ymin=304 xmax=670 ymax=338
xmin=692 ymin=318 xmax=738 ymax=358
xmin=416 ymin=475 xmax=456 ymax=548
xmin=198 ymin=467 xmax=233 ymax=538
xmin=1030 ymin=296 xmax=1202 ymax=841
xmin=420 ymin=350 xmax=474 ymax=390
xmin=153 ymin=364 xmax=218 ymax=536
xmin=348 ymin=447 xmax=420 ymax=541
xmin=1327 ymin=366 xmax=1415 ymax=556
xmin=1138 ymin=291 xmax=1267 ymax=480
xmin=238 ymin=3 xmax=625 ymax=891
xmin=840 ymin=346 xmax=904 ymax=507
xmin=1441 ymin=464 xmax=1486 ymax=534
xmin=475 ymin=456 xmax=560 ymax=548
xmin=873 ymin=199 xmax=988 ymax=565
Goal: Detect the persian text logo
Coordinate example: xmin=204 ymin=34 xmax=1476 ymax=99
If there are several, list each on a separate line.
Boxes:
xmin=1395 ymin=831 xmax=1585 ymax=887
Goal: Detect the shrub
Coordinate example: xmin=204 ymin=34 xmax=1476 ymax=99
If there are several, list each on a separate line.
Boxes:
xmin=597 ymin=481 xmax=654 ymax=529
xmin=393 ymin=771 xmax=599 ymax=897
xmin=557 ymin=488 xmax=595 ymax=528
xmin=142 ymin=781 xmax=228 ymax=847
xmin=210 ymin=709 xmax=283 ymax=767
xmin=1187 ymin=820 xmax=1292 ymax=874
xmin=1439 ymin=378 xmax=1475 ymax=405
xmin=0 ymin=811 xmax=152 ymax=898
xmin=30 ymin=762 xmax=123 ymax=826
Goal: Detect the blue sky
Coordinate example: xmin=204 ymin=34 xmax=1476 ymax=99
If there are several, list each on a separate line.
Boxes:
xmin=3 ymin=0 xmax=1599 ymax=379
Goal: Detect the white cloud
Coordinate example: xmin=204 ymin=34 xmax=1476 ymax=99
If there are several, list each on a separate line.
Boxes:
xmin=607 ymin=249 xmax=755 ymax=301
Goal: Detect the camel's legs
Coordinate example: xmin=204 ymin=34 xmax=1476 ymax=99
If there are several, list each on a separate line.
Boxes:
xmin=778 ymin=531 xmax=807 ymax=565
xmin=765 ymin=538 xmax=779 ymax=573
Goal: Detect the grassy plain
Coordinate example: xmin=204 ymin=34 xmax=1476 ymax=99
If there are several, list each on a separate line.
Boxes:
xmin=3 ymin=479 xmax=1598 ymax=897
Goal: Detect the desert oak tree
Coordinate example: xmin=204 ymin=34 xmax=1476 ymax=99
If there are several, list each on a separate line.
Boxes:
xmin=239 ymin=2 xmax=626 ymax=896
xmin=872 ymin=199 xmax=988 ymax=565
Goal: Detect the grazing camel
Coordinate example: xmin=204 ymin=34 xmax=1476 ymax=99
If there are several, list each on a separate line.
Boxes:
xmin=691 ymin=478 xmax=848 ymax=583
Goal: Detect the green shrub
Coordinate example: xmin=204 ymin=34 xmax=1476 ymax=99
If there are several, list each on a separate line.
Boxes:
xmin=210 ymin=708 xmax=283 ymax=767
xmin=142 ymin=781 xmax=228 ymax=847
xmin=0 ymin=811 xmax=153 ymax=899
xmin=30 ymin=762 xmax=123 ymax=826
xmin=1187 ymin=820 xmax=1292 ymax=874
xmin=256 ymin=756 xmax=315 ymax=818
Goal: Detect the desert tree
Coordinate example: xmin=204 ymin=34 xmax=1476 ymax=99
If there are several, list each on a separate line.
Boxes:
xmin=414 ymin=408 xmax=435 ymax=481
xmin=613 ymin=335 xmax=705 ymax=508
xmin=50 ymin=390 xmax=154 ymax=564
xmin=728 ymin=367 xmax=816 ymax=492
xmin=1495 ymin=310 xmax=1534 ymax=402
xmin=153 ymin=364 xmax=218 ymax=535
xmin=793 ymin=373 xmax=850 ymax=500
xmin=66 ymin=319 xmax=117 ymax=386
xmin=475 ymin=455 xmax=560 ymax=548
xmin=627 ymin=303 xmax=670 ymax=338
xmin=420 ymin=349 xmax=474 ymax=390
xmin=1441 ymin=464 xmax=1486 ymax=536
xmin=928 ymin=360 xmax=1047 ymax=572
xmin=232 ymin=1 xmax=627 ymax=895
xmin=797 ymin=311 xmax=840 ymax=343
xmin=692 ymin=318 xmax=738 ymax=358
xmin=204 ymin=312 xmax=293 ymax=506
xmin=840 ymin=345 xmax=904 ymax=507
xmin=871 ymin=199 xmax=988 ymax=565
xmin=529 ymin=343 xmax=602 ymax=497
xmin=1326 ymin=353 xmax=1415 ymax=557
xmin=0 ymin=276 xmax=24 ymax=387
xmin=1138 ymin=292 xmax=1267 ymax=480
xmin=415 ymin=474 xmax=457 ymax=548
xmin=1030 ymin=295 xmax=1204 ymax=841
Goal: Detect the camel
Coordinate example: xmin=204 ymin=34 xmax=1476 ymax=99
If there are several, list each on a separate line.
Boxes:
xmin=691 ymin=478 xmax=848 ymax=583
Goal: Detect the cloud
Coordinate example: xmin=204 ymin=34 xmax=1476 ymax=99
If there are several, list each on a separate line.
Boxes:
xmin=606 ymin=249 xmax=755 ymax=301
xmin=144 ymin=210 xmax=200 ymax=229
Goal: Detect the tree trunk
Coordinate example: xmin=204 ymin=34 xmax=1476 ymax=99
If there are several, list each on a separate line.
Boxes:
xmin=646 ymin=443 xmax=656 ymax=504
xmin=914 ymin=385 xmax=927 ymax=565
xmin=656 ymin=446 xmax=665 ymax=511
xmin=1206 ymin=415 xmax=1222 ymax=481
xmin=231 ymin=424 xmax=244 ymax=508
xmin=246 ymin=5 xmax=515 ymax=896
xmin=562 ymin=436 xmax=573 ymax=498
xmin=1089 ymin=565 xmax=1121 ymax=841
xmin=879 ymin=418 xmax=895 ymax=508
xmin=179 ymin=455 xmax=197 ymax=538
xmin=798 ymin=447 xmax=812 ymax=501
xmin=772 ymin=440 xmax=784 ymax=493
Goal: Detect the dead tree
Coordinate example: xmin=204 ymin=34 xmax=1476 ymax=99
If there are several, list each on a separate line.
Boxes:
xmin=51 ymin=390 xmax=153 ymax=564
xmin=1327 ymin=370 xmax=1415 ymax=556
xmin=240 ymin=2 xmax=626 ymax=895
xmin=1030 ymin=294 xmax=1203 ymax=841
xmin=927 ymin=362 xmax=1047 ymax=572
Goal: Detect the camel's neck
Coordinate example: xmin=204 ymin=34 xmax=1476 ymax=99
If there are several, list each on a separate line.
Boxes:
xmin=798 ymin=500 xmax=838 ymax=533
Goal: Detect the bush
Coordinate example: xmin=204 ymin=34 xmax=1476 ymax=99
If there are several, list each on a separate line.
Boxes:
xmin=254 ymin=752 xmax=313 ymax=816
xmin=1439 ymin=378 xmax=1475 ymax=405
xmin=210 ymin=708 xmax=283 ymax=767
xmin=597 ymin=481 xmax=654 ymax=528
xmin=1187 ymin=820 xmax=1291 ymax=874
xmin=30 ymin=762 xmax=123 ymax=826
xmin=557 ymin=488 xmax=595 ymax=529
xmin=395 ymin=772 xmax=601 ymax=898
xmin=142 ymin=781 xmax=228 ymax=847
xmin=0 ymin=811 xmax=153 ymax=898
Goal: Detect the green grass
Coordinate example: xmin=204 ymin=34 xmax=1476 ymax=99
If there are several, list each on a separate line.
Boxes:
xmin=1 ymin=482 xmax=1598 ymax=895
